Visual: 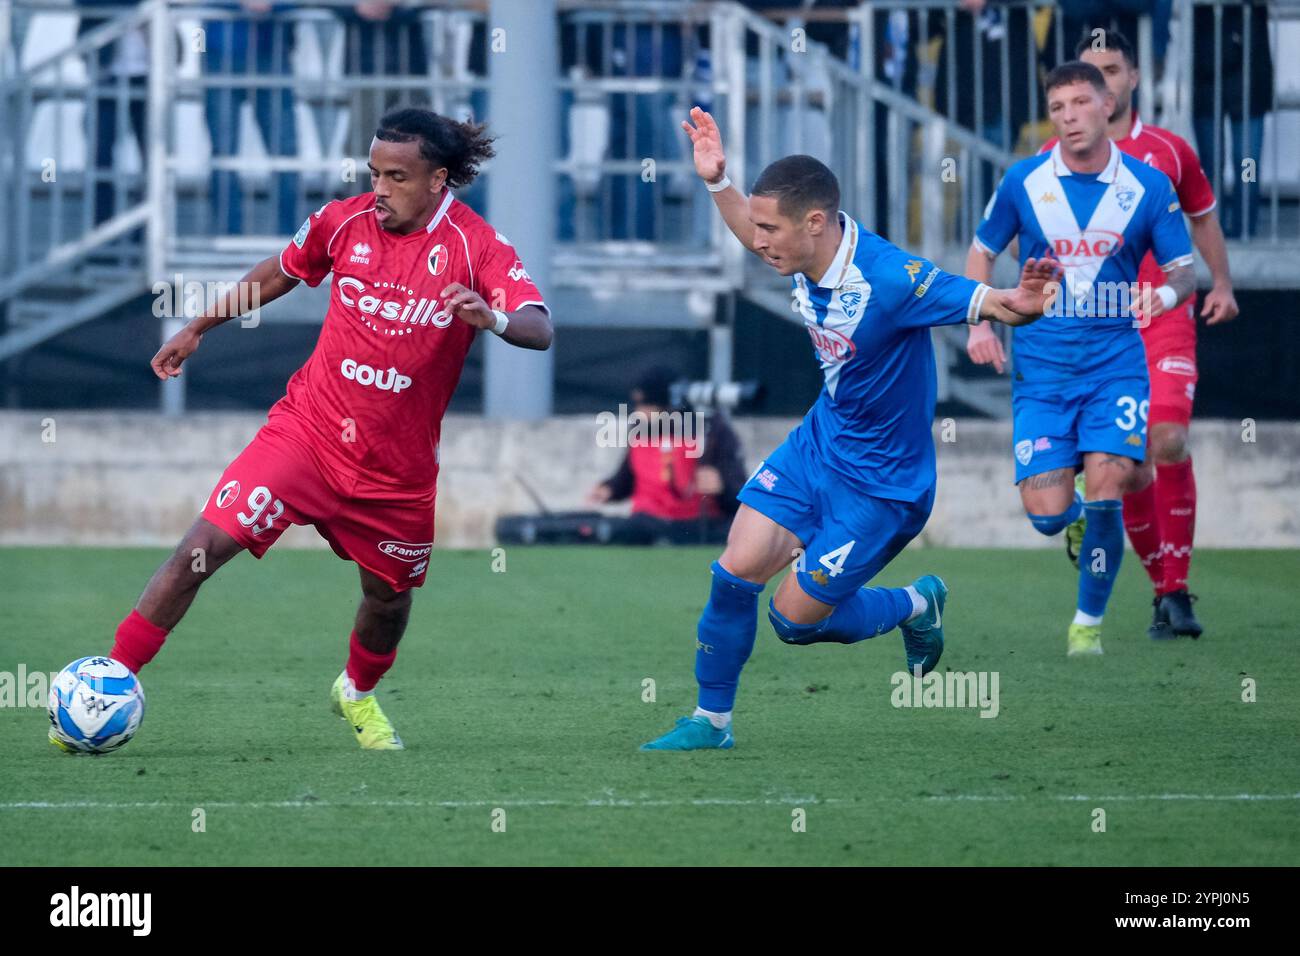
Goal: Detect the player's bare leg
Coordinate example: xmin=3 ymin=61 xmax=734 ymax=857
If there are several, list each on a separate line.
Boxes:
xmin=106 ymin=517 xmax=246 ymax=674
xmin=136 ymin=518 xmax=247 ymax=631
xmin=330 ymin=566 xmax=412 ymax=750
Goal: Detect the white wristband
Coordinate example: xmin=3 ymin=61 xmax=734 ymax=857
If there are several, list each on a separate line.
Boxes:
xmin=1155 ymin=285 xmax=1178 ymax=312
xmin=705 ymin=175 xmax=731 ymax=193
xmin=491 ymin=309 xmax=509 ymax=336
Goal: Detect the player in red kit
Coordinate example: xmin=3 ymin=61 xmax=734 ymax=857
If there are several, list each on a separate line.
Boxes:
xmin=59 ymin=109 xmax=553 ymax=753
xmin=968 ymin=29 xmax=1238 ymax=640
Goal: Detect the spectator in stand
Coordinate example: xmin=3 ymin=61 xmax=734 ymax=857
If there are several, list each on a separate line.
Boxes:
xmin=202 ymin=1 xmax=299 ymax=235
xmin=587 ymin=367 xmax=747 ymax=545
xmin=1192 ymin=0 xmax=1273 ymax=239
xmin=337 ymin=2 xmax=430 ymax=158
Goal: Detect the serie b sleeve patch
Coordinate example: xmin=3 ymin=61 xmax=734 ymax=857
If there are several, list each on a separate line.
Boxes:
xmin=292 ymin=218 xmax=311 ymax=248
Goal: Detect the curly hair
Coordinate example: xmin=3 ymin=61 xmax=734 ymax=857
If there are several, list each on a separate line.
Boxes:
xmin=374 ymin=108 xmax=496 ymax=188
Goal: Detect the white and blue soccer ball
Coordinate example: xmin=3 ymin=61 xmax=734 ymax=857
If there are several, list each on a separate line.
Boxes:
xmin=47 ymin=657 xmax=146 ymax=754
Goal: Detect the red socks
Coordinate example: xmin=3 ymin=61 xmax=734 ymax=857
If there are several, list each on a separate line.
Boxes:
xmin=109 ymin=609 xmax=170 ymax=674
xmin=346 ymin=630 xmax=397 ymax=693
xmin=1123 ymin=457 xmax=1197 ymax=596
xmin=1123 ymin=480 xmax=1164 ymax=589
xmin=1156 ymin=457 xmax=1197 ymax=594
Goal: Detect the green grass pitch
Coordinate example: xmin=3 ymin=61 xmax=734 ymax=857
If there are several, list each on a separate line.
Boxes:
xmin=1 ymin=545 xmax=1296 ymax=866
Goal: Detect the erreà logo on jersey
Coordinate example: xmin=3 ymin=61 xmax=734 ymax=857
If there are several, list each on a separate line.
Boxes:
xmin=807 ymin=325 xmax=856 ymax=365
xmin=336 ymin=277 xmax=452 ymax=328
xmin=1049 ymin=230 xmax=1124 ymax=267
xmin=378 ymin=540 xmax=433 ymax=562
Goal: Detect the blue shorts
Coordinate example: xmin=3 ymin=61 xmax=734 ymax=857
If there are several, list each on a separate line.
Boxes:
xmin=1011 ymin=374 xmax=1149 ymax=482
xmin=737 ymin=425 xmax=934 ymax=606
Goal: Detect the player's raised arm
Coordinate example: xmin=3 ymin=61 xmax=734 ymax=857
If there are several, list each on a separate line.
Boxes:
xmin=681 ymin=107 xmax=758 ymax=254
xmin=150 ymin=255 xmax=299 ymax=380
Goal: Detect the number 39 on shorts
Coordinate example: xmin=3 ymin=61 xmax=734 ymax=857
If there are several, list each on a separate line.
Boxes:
xmin=1114 ymin=395 xmax=1149 ymax=435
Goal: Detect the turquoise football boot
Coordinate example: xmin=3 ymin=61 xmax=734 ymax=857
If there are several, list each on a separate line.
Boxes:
xmin=640 ymin=715 xmax=734 ymax=751
xmin=900 ymin=574 xmax=947 ymax=675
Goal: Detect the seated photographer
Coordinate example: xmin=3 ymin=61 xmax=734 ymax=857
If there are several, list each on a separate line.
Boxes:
xmin=587 ymin=367 xmax=746 ymax=545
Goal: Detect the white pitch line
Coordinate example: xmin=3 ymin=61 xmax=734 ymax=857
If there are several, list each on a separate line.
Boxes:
xmin=1 ymin=793 xmax=1298 ymax=811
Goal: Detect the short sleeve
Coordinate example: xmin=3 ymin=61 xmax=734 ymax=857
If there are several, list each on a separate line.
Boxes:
xmin=279 ymin=201 xmax=342 ymax=287
xmin=1147 ymin=175 xmax=1195 ymax=272
xmin=1173 ymin=134 xmax=1217 ymax=218
xmin=877 ymin=250 xmax=991 ymax=329
xmin=474 ymin=230 xmax=548 ymax=314
xmin=974 ymin=173 xmax=1021 ymax=258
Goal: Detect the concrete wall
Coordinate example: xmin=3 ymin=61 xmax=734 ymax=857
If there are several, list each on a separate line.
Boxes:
xmin=2 ymin=412 xmax=1297 ymax=550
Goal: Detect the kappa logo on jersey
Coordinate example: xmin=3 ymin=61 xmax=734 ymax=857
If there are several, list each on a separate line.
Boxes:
xmin=904 ymin=259 xmax=924 ymax=282
xmin=409 ymin=559 xmax=428 ymax=578
xmin=1039 ymin=192 xmax=1058 ymax=203
xmin=340 ymin=358 xmax=412 ymax=393
xmin=807 ymin=325 xmax=857 ymax=365
xmin=335 ymin=276 xmax=452 ymax=332
xmin=427 ymin=243 xmax=447 ymax=276
xmin=1049 ymin=230 xmax=1124 ymax=267
xmin=507 ymin=260 xmax=531 ymax=283
xmin=1157 ymin=355 xmax=1196 ymax=376
xmin=350 ymin=242 xmax=372 ymax=265
xmin=378 ymin=540 xmax=433 ymax=562
xmin=216 ymin=480 xmax=240 ymax=509
xmin=1015 ymin=439 xmax=1034 ymax=465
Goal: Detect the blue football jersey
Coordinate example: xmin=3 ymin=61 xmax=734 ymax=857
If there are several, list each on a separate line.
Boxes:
xmin=794 ymin=215 xmax=990 ymax=502
xmin=975 ymin=142 xmax=1193 ymax=384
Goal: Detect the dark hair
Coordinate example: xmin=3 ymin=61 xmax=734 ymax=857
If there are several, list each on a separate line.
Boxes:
xmin=375 ymin=108 xmax=495 ymax=188
xmin=632 ymin=366 xmax=678 ymax=408
xmin=1044 ymin=60 xmax=1109 ymax=97
xmin=751 ymin=155 xmax=840 ymax=220
xmin=1074 ymin=26 xmax=1137 ymax=66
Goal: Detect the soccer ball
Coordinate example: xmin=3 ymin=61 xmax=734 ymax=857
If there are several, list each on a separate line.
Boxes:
xmin=47 ymin=657 xmax=146 ymax=754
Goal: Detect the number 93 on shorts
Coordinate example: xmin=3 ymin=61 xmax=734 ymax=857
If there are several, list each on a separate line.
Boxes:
xmin=1010 ymin=375 xmax=1150 ymax=483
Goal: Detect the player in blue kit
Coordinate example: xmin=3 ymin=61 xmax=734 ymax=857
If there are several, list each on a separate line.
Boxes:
xmin=965 ymin=62 xmax=1195 ymax=657
xmin=640 ymin=108 xmax=1062 ymax=751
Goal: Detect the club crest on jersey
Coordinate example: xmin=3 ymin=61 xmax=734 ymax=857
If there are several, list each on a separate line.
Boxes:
xmin=216 ymin=480 xmax=240 ymax=509
xmin=1015 ymin=439 xmax=1033 ymax=465
xmin=427 ymin=243 xmax=447 ymax=276
xmin=838 ymin=289 xmax=863 ymax=318
xmin=350 ymin=242 xmax=371 ymax=265
xmin=807 ymin=325 xmax=856 ymax=366
xmin=1115 ymin=187 xmax=1136 ymax=212
xmin=1049 ymin=230 xmax=1124 ymax=266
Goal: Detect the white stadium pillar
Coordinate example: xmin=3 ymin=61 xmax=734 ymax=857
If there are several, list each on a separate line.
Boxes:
xmin=484 ymin=0 xmax=557 ymax=420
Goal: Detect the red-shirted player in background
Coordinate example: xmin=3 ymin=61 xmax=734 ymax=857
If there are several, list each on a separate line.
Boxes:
xmin=968 ymin=28 xmax=1238 ymax=640
xmin=60 ymin=110 xmax=553 ymax=753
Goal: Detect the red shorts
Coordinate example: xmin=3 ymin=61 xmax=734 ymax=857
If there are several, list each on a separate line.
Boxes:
xmin=1141 ymin=300 xmax=1198 ymax=428
xmin=200 ymin=422 xmax=435 ymax=591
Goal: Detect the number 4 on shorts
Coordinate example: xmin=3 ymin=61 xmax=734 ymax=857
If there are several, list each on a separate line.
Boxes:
xmin=818 ymin=540 xmax=856 ymax=578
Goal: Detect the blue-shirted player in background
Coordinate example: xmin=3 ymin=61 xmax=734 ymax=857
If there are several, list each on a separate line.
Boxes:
xmin=965 ymin=61 xmax=1195 ymax=657
xmin=641 ymin=107 xmax=1062 ymax=751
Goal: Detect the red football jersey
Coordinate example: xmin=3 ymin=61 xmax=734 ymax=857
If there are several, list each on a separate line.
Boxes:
xmin=1042 ymin=116 xmax=1215 ymax=301
xmin=276 ymin=190 xmax=546 ymax=496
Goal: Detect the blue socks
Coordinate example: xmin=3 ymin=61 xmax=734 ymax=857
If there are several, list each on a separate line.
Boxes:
xmin=695 ymin=561 xmax=764 ymax=714
xmin=1027 ymin=495 xmax=1082 ymax=536
xmin=1076 ymin=499 xmax=1124 ymax=618
xmin=768 ymin=588 xmax=914 ymax=645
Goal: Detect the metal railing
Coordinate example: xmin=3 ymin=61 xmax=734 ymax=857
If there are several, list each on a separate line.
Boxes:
xmin=0 ymin=0 xmax=1295 ymax=412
